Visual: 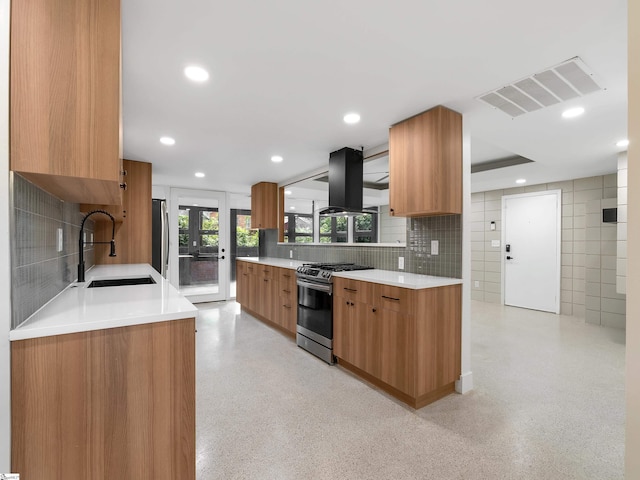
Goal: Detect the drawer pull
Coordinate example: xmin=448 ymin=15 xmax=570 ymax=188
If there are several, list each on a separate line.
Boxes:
xmin=372 ymin=308 xmax=377 ymax=312
xmin=343 ymin=287 xmax=357 ymax=293
xmin=283 ymin=304 xmax=291 ymax=309
xmin=264 ymin=279 xmax=269 ymax=282
xmin=283 ymin=274 xmax=291 ymax=278
xmin=283 ymin=289 xmax=291 ymax=294
xmin=263 ymin=269 xmax=270 ymax=273
xmin=382 ymin=295 xmax=400 ymax=301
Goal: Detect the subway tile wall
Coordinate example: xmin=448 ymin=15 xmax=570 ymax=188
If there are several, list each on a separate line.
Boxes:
xmin=470 ymin=174 xmax=625 ymax=329
xmin=11 ymin=174 xmax=94 ymax=328
xmin=262 ymin=214 xmax=462 ymax=277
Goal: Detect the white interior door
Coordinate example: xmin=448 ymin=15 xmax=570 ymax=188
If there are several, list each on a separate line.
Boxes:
xmin=169 ymin=188 xmax=228 ymax=303
xmin=502 ymin=190 xmax=561 ymax=313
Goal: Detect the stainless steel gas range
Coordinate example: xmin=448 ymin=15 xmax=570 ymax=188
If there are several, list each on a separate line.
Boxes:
xmin=296 ymin=262 xmax=373 ymax=364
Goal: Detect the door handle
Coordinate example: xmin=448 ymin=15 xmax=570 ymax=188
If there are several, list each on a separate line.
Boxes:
xmin=506 ymin=256 xmax=515 ymax=260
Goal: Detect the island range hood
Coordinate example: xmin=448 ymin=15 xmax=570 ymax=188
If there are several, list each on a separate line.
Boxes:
xmin=318 ymin=147 xmax=377 ymax=216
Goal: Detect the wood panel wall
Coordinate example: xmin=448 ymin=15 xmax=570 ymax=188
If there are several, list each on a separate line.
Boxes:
xmin=11 ymin=319 xmax=195 ymax=480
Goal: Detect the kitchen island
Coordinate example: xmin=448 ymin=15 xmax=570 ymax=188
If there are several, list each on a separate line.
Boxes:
xmin=236 ymin=257 xmax=462 ymax=409
xmin=10 ymin=264 xmax=197 ymax=480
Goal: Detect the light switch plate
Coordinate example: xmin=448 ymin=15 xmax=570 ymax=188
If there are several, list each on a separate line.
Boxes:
xmin=474 ymin=280 xmax=480 ymax=288
xmin=398 ymin=256 xmax=405 ymax=270
xmin=491 ymin=240 xmax=501 ymax=248
xmin=431 ymin=240 xmax=439 ymax=255
xmin=57 ymin=228 xmax=63 ymax=252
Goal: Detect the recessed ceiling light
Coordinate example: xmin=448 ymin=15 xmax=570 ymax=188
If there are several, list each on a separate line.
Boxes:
xmin=343 ymin=113 xmax=361 ymax=124
xmin=195 ymin=172 xmax=205 ymax=178
xmin=562 ymin=107 xmax=585 ymax=119
xmin=516 ymin=178 xmax=527 ymax=184
xmin=160 ymin=136 xmax=175 ymax=146
xmin=271 ymin=155 xmax=283 ymax=163
xmin=289 ymin=206 xmax=296 ymax=210
xmin=285 ymin=190 xmax=292 ymax=195
xmin=184 ymin=65 xmax=209 ymax=82
xmin=616 ymin=139 xmax=630 ymax=148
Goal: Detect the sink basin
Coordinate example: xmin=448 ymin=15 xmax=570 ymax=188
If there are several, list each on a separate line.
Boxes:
xmin=87 ymin=276 xmax=156 ymax=288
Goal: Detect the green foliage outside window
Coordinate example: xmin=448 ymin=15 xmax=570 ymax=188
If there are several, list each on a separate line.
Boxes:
xmin=237 ymin=226 xmax=258 ymax=247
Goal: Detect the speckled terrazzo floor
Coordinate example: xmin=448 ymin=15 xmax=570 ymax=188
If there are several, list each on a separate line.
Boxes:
xmin=195 ymin=300 xmax=625 ymax=480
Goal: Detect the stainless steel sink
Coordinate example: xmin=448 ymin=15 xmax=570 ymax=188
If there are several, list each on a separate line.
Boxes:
xmin=87 ymin=276 xmax=156 ymax=288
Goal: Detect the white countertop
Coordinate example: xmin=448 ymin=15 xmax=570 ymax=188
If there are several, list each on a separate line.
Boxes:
xmin=237 ymin=257 xmax=305 ymax=269
xmin=333 ymin=269 xmax=462 ymax=289
xmin=10 ymin=264 xmax=198 ymax=341
xmin=237 ymin=257 xmax=462 ymax=289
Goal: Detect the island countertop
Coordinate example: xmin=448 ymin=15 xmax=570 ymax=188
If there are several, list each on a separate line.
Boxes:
xmin=9 ymin=264 xmax=198 ymax=341
xmin=237 ymin=257 xmax=462 ymax=289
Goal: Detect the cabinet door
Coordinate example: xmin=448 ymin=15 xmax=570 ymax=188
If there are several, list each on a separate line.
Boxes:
xmin=236 ymin=262 xmax=246 ymax=305
xmin=278 ymin=269 xmax=297 ymax=333
xmin=333 ymin=297 xmax=368 ymax=370
xmin=251 ymin=182 xmax=278 ymax=229
xmin=379 ymin=309 xmax=415 ymax=395
xmin=389 ymin=105 xmax=462 ymax=217
xmin=10 ymin=0 xmax=123 ymax=205
xmin=89 ymin=160 xmax=152 ymax=265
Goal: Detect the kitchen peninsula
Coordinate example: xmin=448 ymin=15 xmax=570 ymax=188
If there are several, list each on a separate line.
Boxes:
xmin=10 ymin=264 xmax=197 ymax=480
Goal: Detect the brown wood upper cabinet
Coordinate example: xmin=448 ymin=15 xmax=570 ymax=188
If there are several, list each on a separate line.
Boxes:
xmin=10 ymin=0 xmax=123 ymax=205
xmin=251 ymin=182 xmax=279 ymax=229
xmin=83 ymin=159 xmax=152 ymax=265
xmin=389 ymin=105 xmax=462 ymax=217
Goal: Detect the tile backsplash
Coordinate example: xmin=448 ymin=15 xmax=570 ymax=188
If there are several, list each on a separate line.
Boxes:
xmin=261 ymin=214 xmax=462 ymax=278
xmin=11 ymin=173 xmax=94 ymax=328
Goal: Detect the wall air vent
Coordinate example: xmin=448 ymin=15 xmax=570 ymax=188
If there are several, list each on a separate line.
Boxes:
xmin=477 ymin=57 xmax=604 ymax=118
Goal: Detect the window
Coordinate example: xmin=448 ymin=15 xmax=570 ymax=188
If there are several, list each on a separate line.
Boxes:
xmin=354 ymin=213 xmax=377 ymax=243
xmin=283 ymin=213 xmax=313 ymax=243
xmin=319 ymin=216 xmax=348 ymax=243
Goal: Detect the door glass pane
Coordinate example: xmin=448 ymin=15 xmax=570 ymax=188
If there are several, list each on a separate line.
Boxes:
xmin=179 ymin=203 xmax=220 ymax=296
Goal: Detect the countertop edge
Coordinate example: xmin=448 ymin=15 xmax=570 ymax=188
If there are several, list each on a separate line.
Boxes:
xmin=9 ymin=310 xmax=198 ymax=342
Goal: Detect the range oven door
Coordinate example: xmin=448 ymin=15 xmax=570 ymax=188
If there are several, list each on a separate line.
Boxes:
xmin=296 ymin=278 xmax=332 ymax=341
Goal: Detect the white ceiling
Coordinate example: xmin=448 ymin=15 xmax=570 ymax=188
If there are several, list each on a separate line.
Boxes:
xmin=122 ymin=0 xmax=628 ymax=195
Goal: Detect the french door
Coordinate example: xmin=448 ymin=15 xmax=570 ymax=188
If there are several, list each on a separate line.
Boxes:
xmin=169 ymin=189 xmax=228 ymax=303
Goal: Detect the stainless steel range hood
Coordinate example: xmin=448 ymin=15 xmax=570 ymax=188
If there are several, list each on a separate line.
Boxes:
xmin=318 ymin=147 xmax=376 ymax=216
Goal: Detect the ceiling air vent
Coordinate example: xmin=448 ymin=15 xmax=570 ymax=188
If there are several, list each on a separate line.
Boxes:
xmin=477 ymin=57 xmax=604 ymax=118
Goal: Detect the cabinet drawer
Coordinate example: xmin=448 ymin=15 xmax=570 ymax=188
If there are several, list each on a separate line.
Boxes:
xmin=372 ymin=284 xmax=413 ymax=314
xmin=259 ymin=266 xmax=274 ymax=279
xmin=333 ymin=278 xmax=372 ymax=304
xmin=278 ymin=269 xmax=295 ymax=285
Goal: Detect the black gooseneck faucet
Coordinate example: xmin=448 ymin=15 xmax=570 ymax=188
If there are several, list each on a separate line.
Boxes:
xmin=78 ymin=210 xmax=117 ymax=283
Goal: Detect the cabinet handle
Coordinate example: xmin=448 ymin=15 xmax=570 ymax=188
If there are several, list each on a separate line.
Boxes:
xmin=350 ymin=302 xmax=354 ymax=306
xmin=120 ymin=182 xmax=128 ymax=190
xmin=382 ymin=295 xmax=400 ymax=301
xmin=263 ymin=269 xmax=270 ymax=273
xmin=283 ymin=305 xmax=291 ymax=309
xmin=121 ymin=170 xmax=128 ymax=176
xmin=264 ymin=279 xmax=269 ymax=282
xmin=283 ymin=274 xmax=290 ymax=278
xmin=372 ymin=308 xmax=377 ymax=312
xmin=283 ymin=289 xmax=290 ymax=294
xmin=343 ymin=287 xmax=357 ymax=293
xmin=346 ymin=301 xmax=349 ymax=305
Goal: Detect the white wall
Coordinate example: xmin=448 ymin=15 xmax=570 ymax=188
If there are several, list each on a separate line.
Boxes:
xmin=0 ymin=0 xmax=11 ymax=469
xmin=626 ymin=1 xmax=640 ymax=476
xmin=378 ymin=205 xmax=406 ymax=243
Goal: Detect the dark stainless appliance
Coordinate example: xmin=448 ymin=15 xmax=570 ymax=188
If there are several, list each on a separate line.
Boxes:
xmin=296 ymin=262 xmax=373 ymax=364
xmin=152 ymin=199 xmax=169 ymax=277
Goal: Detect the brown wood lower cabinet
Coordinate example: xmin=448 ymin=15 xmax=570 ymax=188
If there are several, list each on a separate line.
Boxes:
xmin=11 ymin=318 xmax=196 ymax=480
xmin=236 ymin=260 xmax=297 ymax=337
xmin=333 ymin=277 xmax=461 ymax=409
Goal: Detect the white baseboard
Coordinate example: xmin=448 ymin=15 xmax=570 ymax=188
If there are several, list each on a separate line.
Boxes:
xmin=455 ymin=371 xmax=473 ymax=394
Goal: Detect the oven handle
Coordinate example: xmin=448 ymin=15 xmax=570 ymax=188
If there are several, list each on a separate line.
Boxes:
xmin=296 ymin=278 xmax=332 ymax=294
